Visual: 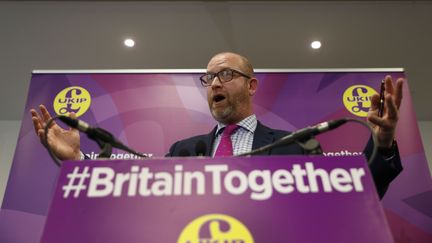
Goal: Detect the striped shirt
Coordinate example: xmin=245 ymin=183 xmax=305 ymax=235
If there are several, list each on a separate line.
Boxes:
xmin=211 ymin=114 xmax=258 ymax=156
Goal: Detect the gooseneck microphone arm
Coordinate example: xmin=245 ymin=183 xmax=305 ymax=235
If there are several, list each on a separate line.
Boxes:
xmin=238 ymin=118 xmax=378 ymax=165
xmin=58 ymin=116 xmax=148 ymax=159
xmin=239 ymin=119 xmax=348 ymax=157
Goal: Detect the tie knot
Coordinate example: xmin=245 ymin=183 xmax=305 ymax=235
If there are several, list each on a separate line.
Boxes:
xmin=223 ymin=124 xmax=240 ymax=136
xmin=214 ymin=124 xmax=240 ymax=157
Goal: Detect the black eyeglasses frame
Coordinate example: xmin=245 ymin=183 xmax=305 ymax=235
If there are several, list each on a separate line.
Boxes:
xmin=199 ymin=68 xmax=251 ymax=87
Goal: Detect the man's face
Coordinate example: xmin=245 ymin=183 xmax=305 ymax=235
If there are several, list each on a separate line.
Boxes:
xmin=206 ymin=54 xmax=255 ymax=124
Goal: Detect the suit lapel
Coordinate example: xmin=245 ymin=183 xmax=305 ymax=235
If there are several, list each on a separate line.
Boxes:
xmin=252 ymin=122 xmax=276 ymax=155
xmin=203 ymin=126 xmax=217 ymax=156
xmin=204 ymin=121 xmax=277 ymax=156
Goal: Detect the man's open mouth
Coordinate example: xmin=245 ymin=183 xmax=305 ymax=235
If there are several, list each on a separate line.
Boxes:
xmin=213 ymin=94 xmax=226 ymax=103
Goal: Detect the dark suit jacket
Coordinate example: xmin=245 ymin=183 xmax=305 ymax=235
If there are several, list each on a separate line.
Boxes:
xmin=167 ymin=121 xmax=402 ymax=198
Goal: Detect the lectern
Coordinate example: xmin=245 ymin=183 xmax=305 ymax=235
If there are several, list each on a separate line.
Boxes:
xmin=41 ymin=156 xmax=394 ymax=243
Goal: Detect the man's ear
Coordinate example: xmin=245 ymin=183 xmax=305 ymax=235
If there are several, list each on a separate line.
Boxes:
xmin=248 ymin=78 xmax=258 ymax=96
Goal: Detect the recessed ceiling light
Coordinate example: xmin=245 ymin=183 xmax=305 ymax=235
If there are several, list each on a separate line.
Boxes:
xmin=311 ymin=41 xmax=321 ymax=49
xmin=124 ymin=38 xmax=135 ymax=47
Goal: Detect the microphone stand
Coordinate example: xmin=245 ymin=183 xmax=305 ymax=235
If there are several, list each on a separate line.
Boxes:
xmin=240 ymin=118 xmax=378 ymax=165
xmin=44 ymin=117 xmax=113 ymax=166
xmin=57 ymin=115 xmax=148 ymax=160
xmin=296 ymin=137 xmax=322 ymax=155
xmin=45 ymin=116 xmax=148 ymax=166
xmin=239 ymin=135 xmax=322 ymax=156
xmin=94 ymin=139 xmax=112 ymax=159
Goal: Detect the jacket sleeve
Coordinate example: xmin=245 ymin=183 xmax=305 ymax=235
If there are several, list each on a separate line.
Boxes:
xmin=364 ymin=139 xmax=403 ymax=199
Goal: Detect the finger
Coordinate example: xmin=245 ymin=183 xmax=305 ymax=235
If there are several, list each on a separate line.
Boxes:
xmin=30 ymin=108 xmax=38 ymax=117
xmin=384 ymin=75 xmax=395 ymax=95
xmin=39 ymin=105 xmax=52 ymax=122
xmin=39 ymin=104 xmax=57 ymax=127
xmin=385 ymin=94 xmax=399 ymax=121
xmin=31 ymin=116 xmax=43 ymax=135
xmin=68 ymin=112 xmax=79 ymax=133
xmin=394 ymin=78 xmax=404 ymax=109
xmin=30 ymin=109 xmax=43 ymax=133
xmin=30 ymin=108 xmax=43 ymax=123
xmin=370 ymin=93 xmax=380 ymax=111
xmin=368 ymin=94 xmax=380 ymax=121
xmin=37 ymin=129 xmax=47 ymax=146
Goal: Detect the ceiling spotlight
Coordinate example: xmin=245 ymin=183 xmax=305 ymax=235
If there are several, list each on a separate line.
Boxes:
xmin=311 ymin=41 xmax=321 ymax=49
xmin=124 ymin=38 xmax=135 ymax=47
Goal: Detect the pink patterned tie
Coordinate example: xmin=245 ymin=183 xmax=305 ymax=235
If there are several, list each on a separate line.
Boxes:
xmin=214 ymin=124 xmax=240 ymax=157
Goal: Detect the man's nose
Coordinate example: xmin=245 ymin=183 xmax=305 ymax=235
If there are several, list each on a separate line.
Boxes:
xmin=210 ymin=75 xmax=223 ymax=88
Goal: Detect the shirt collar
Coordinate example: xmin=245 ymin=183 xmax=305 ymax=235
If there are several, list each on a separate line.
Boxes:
xmin=215 ymin=114 xmax=257 ymax=136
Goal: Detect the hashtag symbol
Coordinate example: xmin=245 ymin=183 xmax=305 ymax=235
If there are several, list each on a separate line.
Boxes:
xmin=62 ymin=166 xmax=91 ymax=198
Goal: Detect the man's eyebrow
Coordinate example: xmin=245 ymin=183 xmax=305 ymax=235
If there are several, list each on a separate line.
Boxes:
xmin=208 ymin=68 xmax=231 ymax=73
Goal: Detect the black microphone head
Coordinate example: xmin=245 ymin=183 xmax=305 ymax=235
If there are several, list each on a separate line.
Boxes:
xmin=58 ymin=116 xmax=78 ymax=128
xmin=178 ymin=148 xmax=191 ymax=157
xmin=195 ymin=140 xmax=207 ymax=156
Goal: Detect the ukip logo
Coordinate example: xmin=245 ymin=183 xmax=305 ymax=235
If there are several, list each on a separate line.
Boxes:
xmin=53 ymin=86 xmax=91 ymax=118
xmin=343 ymin=85 xmax=378 ymax=117
xmin=178 ymin=214 xmax=254 ymax=243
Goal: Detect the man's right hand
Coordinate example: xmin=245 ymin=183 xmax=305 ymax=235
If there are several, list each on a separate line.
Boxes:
xmin=30 ymin=104 xmax=81 ymax=161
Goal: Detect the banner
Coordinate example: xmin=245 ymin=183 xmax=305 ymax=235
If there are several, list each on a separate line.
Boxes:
xmin=1 ymin=70 xmax=431 ymax=242
xmin=42 ymin=156 xmax=393 ymax=243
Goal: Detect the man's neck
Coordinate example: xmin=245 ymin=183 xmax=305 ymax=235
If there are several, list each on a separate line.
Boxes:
xmin=216 ymin=114 xmax=257 ymax=131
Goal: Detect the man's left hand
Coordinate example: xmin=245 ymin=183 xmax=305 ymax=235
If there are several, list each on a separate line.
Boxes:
xmin=368 ymin=75 xmax=404 ymax=149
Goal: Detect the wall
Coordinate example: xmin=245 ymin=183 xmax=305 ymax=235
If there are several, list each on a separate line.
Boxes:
xmin=419 ymin=121 xmax=432 ymax=173
xmin=0 ymin=121 xmax=21 ymax=206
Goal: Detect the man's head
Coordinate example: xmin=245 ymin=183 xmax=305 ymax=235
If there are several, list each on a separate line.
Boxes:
xmin=202 ymin=52 xmax=258 ymax=124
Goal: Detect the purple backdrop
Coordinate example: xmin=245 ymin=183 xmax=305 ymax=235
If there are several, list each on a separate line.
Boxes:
xmin=1 ymin=70 xmax=431 ymax=242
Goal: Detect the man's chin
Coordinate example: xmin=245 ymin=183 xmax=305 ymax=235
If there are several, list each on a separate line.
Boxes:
xmin=211 ymin=108 xmax=234 ymax=124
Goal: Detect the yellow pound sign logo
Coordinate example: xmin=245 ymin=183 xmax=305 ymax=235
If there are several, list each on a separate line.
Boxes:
xmin=343 ymin=85 xmax=378 ymax=117
xmin=178 ymin=214 xmax=254 ymax=243
xmin=53 ymin=86 xmax=91 ymax=118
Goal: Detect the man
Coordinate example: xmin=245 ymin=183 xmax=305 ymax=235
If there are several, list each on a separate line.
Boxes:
xmin=167 ymin=52 xmax=304 ymax=157
xmin=31 ymin=52 xmax=404 ymax=198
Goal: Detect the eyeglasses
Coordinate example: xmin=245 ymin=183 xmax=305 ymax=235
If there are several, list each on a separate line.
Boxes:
xmin=199 ymin=68 xmax=251 ymax=87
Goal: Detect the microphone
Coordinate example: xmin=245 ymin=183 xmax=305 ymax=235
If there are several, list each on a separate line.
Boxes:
xmin=240 ymin=118 xmax=347 ymax=156
xmin=58 ymin=116 xmax=147 ymax=158
xmin=286 ymin=118 xmax=346 ymax=139
xmin=195 ymin=140 xmax=207 ymax=156
xmin=58 ymin=116 xmax=112 ymax=142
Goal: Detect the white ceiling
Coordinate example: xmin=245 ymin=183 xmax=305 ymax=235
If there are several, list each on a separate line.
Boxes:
xmin=1 ymin=1 xmax=431 ymax=120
